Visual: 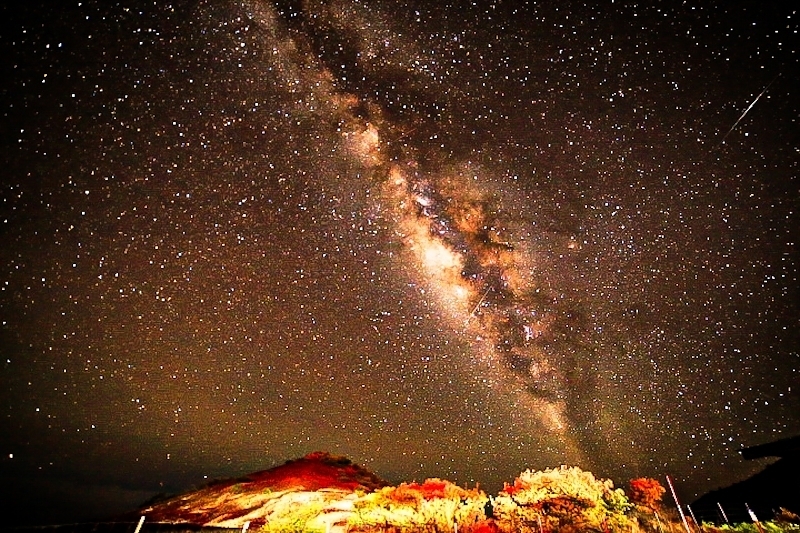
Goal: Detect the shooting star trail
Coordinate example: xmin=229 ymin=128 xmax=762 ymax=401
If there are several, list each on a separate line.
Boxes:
xmin=465 ymin=286 xmax=492 ymax=325
xmin=718 ymin=74 xmax=780 ymax=146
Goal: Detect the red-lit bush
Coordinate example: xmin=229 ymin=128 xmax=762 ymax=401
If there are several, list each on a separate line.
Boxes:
xmin=628 ymin=477 xmax=666 ymax=512
xmin=349 ymin=478 xmax=489 ymax=532
xmin=469 ymin=518 xmax=501 ymax=533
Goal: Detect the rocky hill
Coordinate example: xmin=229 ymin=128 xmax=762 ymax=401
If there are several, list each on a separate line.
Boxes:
xmin=134 ymin=451 xmax=388 ymax=530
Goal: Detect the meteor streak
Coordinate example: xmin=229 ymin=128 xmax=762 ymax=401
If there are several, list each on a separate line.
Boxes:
xmin=466 ymin=286 xmax=493 ymax=325
xmin=717 ymin=74 xmax=780 ymax=146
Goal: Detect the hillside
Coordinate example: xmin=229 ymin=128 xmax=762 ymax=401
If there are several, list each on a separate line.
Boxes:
xmin=136 ymin=452 xmax=388 ymax=529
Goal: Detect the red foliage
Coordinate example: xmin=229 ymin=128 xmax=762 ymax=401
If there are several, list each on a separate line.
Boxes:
xmin=628 ymin=478 xmax=666 ymax=510
xmin=469 ymin=519 xmax=501 ymax=533
xmin=407 ymin=479 xmax=449 ymax=499
xmin=502 ymin=479 xmax=524 ymax=496
xmin=383 ymin=478 xmax=457 ymax=504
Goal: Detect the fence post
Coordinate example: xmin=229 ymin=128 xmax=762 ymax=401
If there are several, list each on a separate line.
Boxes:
xmin=746 ymin=503 xmax=765 ymax=533
xmin=717 ymin=502 xmax=729 ymax=524
xmin=687 ymin=504 xmax=700 ymax=530
xmin=666 ymin=475 xmax=693 ymax=533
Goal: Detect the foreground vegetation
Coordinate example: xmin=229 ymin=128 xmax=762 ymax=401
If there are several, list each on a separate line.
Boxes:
xmin=258 ymin=465 xmax=799 ymax=533
xmin=138 ymin=453 xmax=798 ymax=532
xmin=700 ymin=509 xmax=800 ymax=533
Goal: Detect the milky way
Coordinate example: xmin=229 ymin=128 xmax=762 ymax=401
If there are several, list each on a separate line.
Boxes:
xmin=1 ymin=0 xmax=798 ymax=526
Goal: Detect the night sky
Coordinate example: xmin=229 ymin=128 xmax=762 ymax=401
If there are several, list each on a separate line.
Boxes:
xmin=1 ymin=0 xmax=798 ymax=526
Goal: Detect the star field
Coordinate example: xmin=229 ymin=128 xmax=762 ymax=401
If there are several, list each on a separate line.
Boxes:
xmin=1 ymin=0 xmax=798 ymax=525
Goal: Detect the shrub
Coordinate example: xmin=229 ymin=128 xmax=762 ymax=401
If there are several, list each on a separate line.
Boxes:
xmin=628 ymin=478 xmax=666 ymax=512
xmin=492 ymin=466 xmax=634 ymax=533
xmin=348 ymin=478 xmax=489 ymax=532
xmin=701 ymin=521 xmax=800 ymax=533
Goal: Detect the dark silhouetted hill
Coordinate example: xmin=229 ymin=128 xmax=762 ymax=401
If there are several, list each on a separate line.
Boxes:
xmin=692 ymin=435 xmax=800 ymax=523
